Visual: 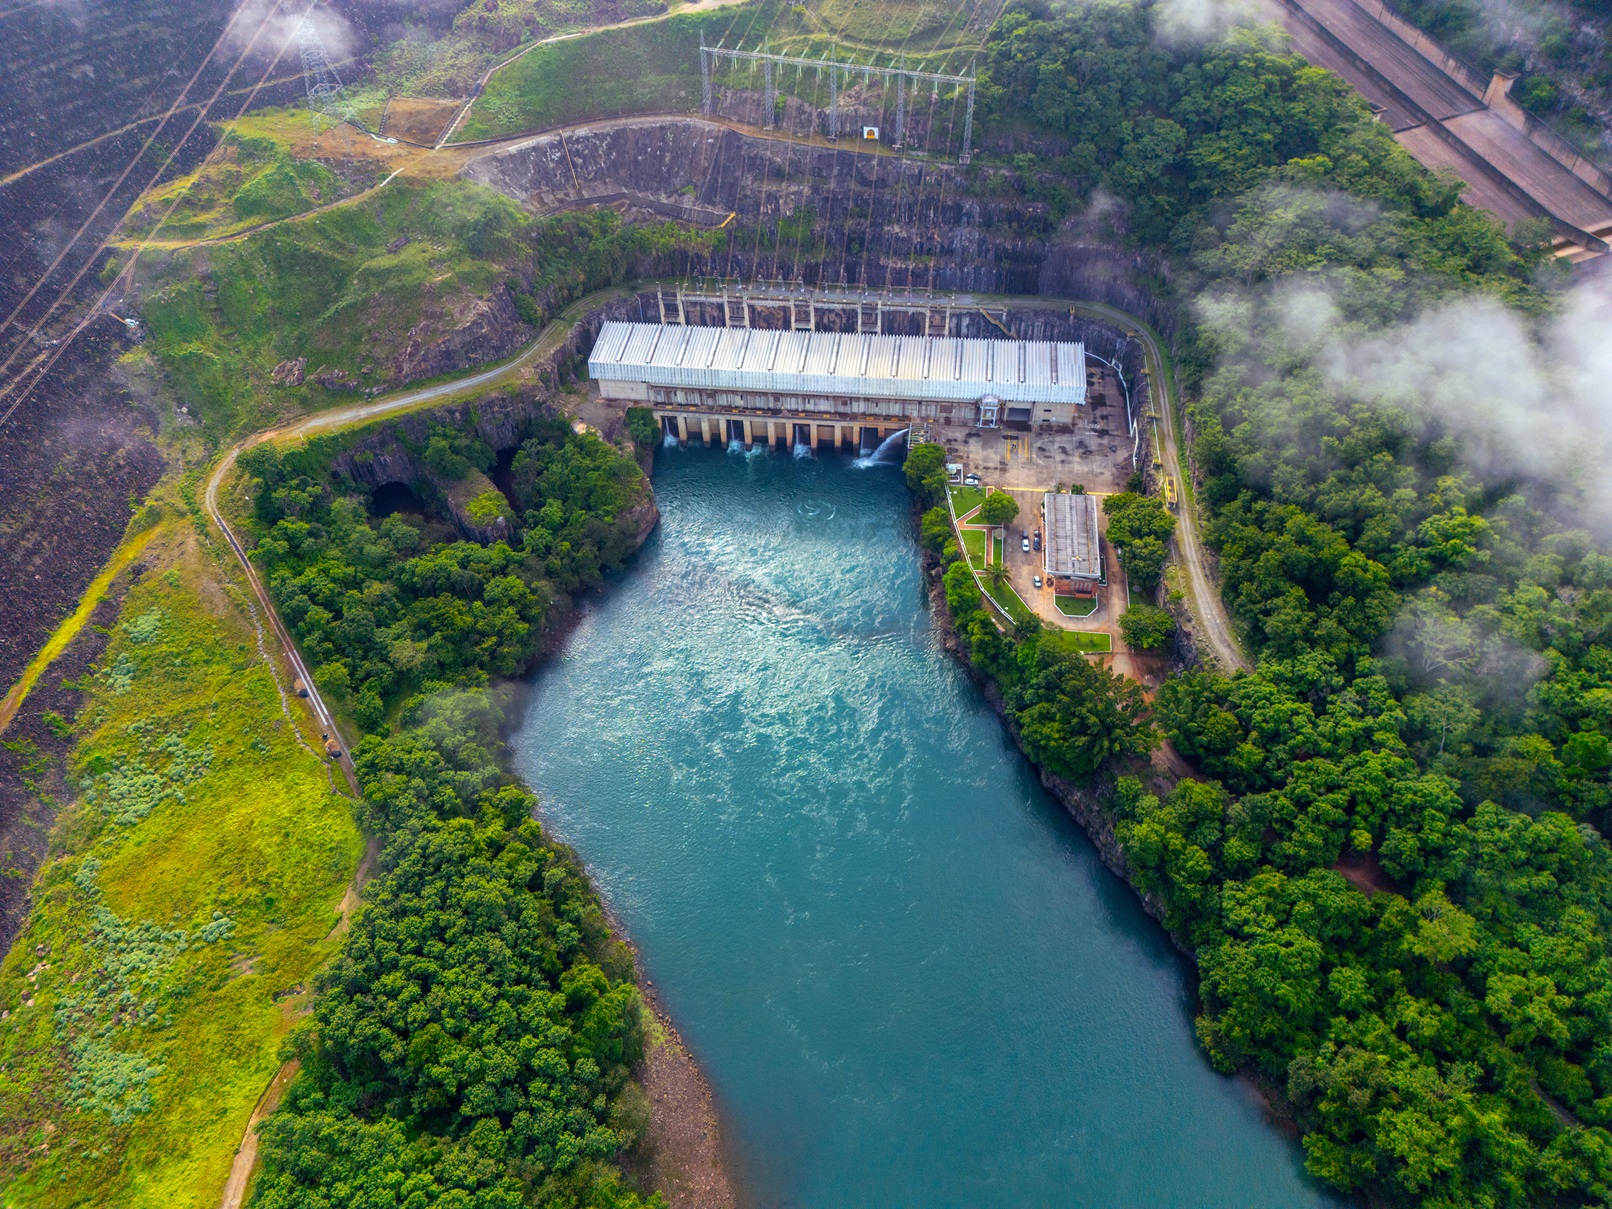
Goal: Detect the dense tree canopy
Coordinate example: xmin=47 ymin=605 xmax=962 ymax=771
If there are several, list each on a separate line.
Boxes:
xmin=241 ymin=418 xmax=648 ymax=732
xmin=253 ymin=695 xmax=658 ymax=1209
xmin=244 ymin=421 xmax=660 ymax=1208
xmin=966 ymin=5 xmax=1612 ymax=1205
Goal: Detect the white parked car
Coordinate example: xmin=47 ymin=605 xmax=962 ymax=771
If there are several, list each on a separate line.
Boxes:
xmin=1021 ymin=536 xmax=1031 ymax=553
xmin=963 ymin=473 xmax=981 ymax=486
xmin=1033 ymin=575 xmax=1043 ymax=590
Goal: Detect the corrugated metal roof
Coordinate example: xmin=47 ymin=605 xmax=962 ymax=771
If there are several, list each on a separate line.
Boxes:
xmin=588 ymin=321 xmax=1087 ymax=405
xmin=1043 ymin=492 xmax=1102 ymax=580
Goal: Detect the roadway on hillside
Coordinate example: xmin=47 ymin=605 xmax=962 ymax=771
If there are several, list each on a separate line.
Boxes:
xmin=200 ymin=286 xmax=635 ymax=781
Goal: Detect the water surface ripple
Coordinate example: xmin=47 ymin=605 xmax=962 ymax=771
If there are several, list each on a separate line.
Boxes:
xmin=511 ymin=447 xmax=1337 ymax=1208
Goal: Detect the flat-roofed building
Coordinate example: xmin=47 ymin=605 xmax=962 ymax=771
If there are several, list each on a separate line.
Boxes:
xmin=588 ymin=321 xmax=1087 ymax=447
xmin=1043 ymin=492 xmax=1102 ymax=596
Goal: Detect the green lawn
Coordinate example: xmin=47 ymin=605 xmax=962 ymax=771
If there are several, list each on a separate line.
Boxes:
xmin=992 ymin=534 xmax=1004 ymax=567
xmin=1041 ymin=628 xmax=1113 ymax=654
xmin=959 ymin=526 xmax=987 ymax=569
xmin=985 ymin=580 xmax=1039 ymax=629
xmin=949 ymin=484 xmax=986 ymax=517
xmin=0 ymin=521 xmax=363 ymax=1208
xmin=459 ymin=2 xmax=785 ymax=140
xmin=1055 ymin=595 xmax=1098 ymax=617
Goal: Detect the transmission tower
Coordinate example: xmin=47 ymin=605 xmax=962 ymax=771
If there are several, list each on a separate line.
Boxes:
xmin=296 ymin=16 xmax=347 ymax=125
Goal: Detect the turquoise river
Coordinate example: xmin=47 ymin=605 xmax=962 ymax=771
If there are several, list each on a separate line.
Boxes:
xmin=510 ymin=446 xmax=1340 ymax=1208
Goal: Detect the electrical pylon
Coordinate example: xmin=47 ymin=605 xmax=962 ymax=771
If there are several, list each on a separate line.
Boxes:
xmin=296 ymin=15 xmax=347 ymax=126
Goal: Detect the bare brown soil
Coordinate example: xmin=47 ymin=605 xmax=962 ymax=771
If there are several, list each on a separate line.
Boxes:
xmin=380 ymin=97 xmax=467 ymax=146
xmin=1334 ymin=848 xmax=1402 ymax=897
xmin=628 ymin=999 xmax=737 ymax=1209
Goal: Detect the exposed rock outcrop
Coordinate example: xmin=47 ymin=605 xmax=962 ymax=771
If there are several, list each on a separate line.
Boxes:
xmin=461 ymin=117 xmax=1179 ymax=334
xmin=442 ymin=470 xmax=517 ymax=545
xmin=394 ymin=283 xmax=535 ymax=384
xmin=270 ymin=356 xmax=305 ymax=386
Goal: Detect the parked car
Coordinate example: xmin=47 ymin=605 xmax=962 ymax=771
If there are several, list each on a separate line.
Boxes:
xmin=1033 ymin=575 xmax=1043 ymax=590
xmin=963 ymin=473 xmax=981 ymax=486
xmin=1021 ymin=536 xmax=1031 ymax=553
xmin=1033 ymin=531 xmax=1042 ymax=551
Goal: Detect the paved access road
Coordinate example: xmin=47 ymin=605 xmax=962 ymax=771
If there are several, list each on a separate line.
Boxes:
xmin=1088 ymin=302 xmax=1254 ymax=675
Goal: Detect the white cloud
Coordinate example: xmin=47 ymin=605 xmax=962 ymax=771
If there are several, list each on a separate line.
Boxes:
xmin=227 ymin=0 xmax=356 ymax=71
xmin=1273 ymin=271 xmax=1612 ymax=531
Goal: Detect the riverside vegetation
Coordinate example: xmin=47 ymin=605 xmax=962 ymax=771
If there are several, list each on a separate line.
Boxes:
xmin=897 ymin=3 xmax=1612 ymax=1207
xmin=234 ymin=418 xmax=662 ymax=1207
xmin=7 ymin=0 xmax=1612 ymax=1205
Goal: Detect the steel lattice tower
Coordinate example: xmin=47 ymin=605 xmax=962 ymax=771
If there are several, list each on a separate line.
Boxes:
xmin=296 ymin=15 xmax=346 ymax=123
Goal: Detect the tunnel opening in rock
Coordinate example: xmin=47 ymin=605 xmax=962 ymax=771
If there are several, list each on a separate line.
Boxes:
xmin=490 ymin=445 xmax=523 ymax=514
xmin=369 ymin=480 xmax=428 ymax=518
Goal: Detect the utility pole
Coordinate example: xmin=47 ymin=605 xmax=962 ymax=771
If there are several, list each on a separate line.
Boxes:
xmin=700 ymin=33 xmax=712 ymax=116
xmin=960 ymin=78 xmax=975 ymax=165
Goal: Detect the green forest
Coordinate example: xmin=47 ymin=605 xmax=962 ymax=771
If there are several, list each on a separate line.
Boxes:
xmin=903 ymin=3 xmax=1612 ymax=1206
xmin=235 ymin=422 xmax=661 ymax=1207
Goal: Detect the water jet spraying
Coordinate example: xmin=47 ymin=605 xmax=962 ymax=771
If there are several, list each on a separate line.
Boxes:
xmin=853 ymin=428 xmax=909 ymax=468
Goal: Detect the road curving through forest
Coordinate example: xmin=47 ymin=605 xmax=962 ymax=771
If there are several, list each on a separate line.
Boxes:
xmin=200 ymin=284 xmax=638 ymax=794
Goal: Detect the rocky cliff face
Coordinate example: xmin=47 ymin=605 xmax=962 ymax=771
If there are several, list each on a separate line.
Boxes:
xmin=329 ymin=383 xmax=659 ymax=552
xmin=393 ymin=283 xmax=537 ymax=385
xmin=333 ymin=390 xmax=552 ymax=544
xmin=461 ymin=117 xmax=1177 ymax=333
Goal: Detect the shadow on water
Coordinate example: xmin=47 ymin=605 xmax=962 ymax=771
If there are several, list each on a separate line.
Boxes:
xmin=510 ymin=443 xmax=1342 ymax=1209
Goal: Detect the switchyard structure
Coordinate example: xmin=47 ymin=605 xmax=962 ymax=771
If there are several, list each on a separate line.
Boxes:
xmin=699 ymin=37 xmax=977 ymax=160
xmin=652 ymin=282 xmax=1005 ymax=340
xmin=590 ymin=318 xmax=1086 ymax=452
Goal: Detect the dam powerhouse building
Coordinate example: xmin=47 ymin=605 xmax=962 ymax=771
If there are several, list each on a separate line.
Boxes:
xmin=588 ymin=321 xmax=1088 ymax=450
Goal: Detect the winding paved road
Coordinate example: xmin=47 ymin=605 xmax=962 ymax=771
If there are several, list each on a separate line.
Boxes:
xmin=1056 ymin=297 xmax=1251 ymax=675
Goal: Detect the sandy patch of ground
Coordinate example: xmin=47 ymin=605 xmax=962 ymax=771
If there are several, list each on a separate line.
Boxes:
xmin=631 ymin=998 xmax=737 ymax=1209
xmin=381 ymin=97 xmax=467 ymax=146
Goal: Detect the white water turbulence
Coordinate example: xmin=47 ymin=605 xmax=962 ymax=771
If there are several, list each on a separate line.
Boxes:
xmin=793 ymin=441 xmax=813 ymax=459
xmin=729 ymin=438 xmax=746 ymax=454
xmin=853 ymin=428 xmax=909 ymax=469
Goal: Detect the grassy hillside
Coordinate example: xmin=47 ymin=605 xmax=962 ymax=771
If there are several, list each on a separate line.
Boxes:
xmin=118 ymin=128 xmax=376 ymax=246
xmin=133 ymin=162 xmax=720 ymax=442
xmin=454 ymin=0 xmax=988 ymax=143
xmin=459 ymin=3 xmax=784 ymax=140
xmin=137 ymin=177 xmax=528 ymax=436
xmin=0 ymin=519 xmax=364 ymax=1209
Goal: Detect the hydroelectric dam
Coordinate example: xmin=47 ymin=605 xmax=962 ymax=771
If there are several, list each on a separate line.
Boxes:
xmin=589 ymin=283 xmax=1104 ymax=455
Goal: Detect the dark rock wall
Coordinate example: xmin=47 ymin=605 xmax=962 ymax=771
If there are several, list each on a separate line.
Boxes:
xmin=463 ymin=117 xmax=1179 ymax=340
